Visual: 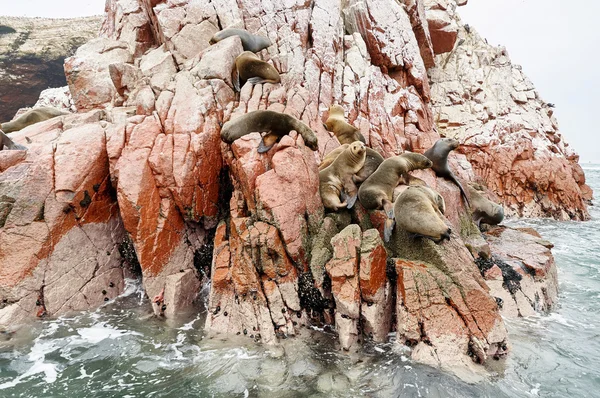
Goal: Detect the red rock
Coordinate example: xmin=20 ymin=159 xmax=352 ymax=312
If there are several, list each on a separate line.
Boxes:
xmin=326 ymin=224 xmax=362 ymax=350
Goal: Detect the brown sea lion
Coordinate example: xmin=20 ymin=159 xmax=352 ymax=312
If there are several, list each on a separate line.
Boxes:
xmin=423 ymin=137 xmax=470 ymax=206
xmin=233 ymin=51 xmax=281 ymax=91
xmin=319 ymin=141 xmax=367 ymax=211
xmin=393 ymin=185 xmax=451 ymax=243
xmin=210 ymin=28 xmax=272 ymax=53
xmin=221 ymin=110 xmax=318 ymax=153
xmin=0 ymin=130 xmax=27 ymax=150
xmin=1 ymin=107 xmax=68 ymax=133
xmin=467 ymin=185 xmax=504 ymax=228
xmin=358 ymin=152 xmax=432 ymax=240
xmin=319 ymin=144 xmax=384 ymax=183
xmin=324 ymin=105 xmax=366 ymax=145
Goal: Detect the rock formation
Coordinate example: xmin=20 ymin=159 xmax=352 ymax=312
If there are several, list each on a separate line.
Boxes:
xmin=428 ymin=7 xmax=591 ymax=220
xmin=0 ymin=0 xmax=585 ymax=380
xmin=0 ymin=16 xmax=102 ymax=121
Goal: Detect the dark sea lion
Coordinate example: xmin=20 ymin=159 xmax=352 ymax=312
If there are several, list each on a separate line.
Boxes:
xmin=319 ymin=141 xmax=366 ymax=211
xmin=358 ymin=152 xmax=432 ymax=240
xmin=1 ymin=107 xmax=68 ymax=133
xmin=467 ymin=185 xmax=504 ymax=228
xmin=0 ymin=130 xmax=27 ymax=150
xmin=324 ymin=105 xmax=366 ymax=145
xmin=319 ymin=144 xmax=383 ymax=183
xmin=393 ymin=185 xmax=451 ymax=243
xmin=210 ymin=28 xmax=272 ymax=53
xmin=221 ymin=110 xmax=318 ymax=153
xmin=233 ymin=51 xmax=281 ymax=91
xmin=423 ymin=137 xmax=470 ymax=206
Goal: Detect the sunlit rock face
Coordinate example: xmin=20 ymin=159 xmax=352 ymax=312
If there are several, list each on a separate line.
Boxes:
xmin=0 ymin=0 xmax=587 ymax=380
xmin=0 ymin=16 xmax=102 ymax=121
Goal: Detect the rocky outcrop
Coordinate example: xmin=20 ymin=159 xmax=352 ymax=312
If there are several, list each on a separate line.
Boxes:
xmin=0 ymin=16 xmax=102 ymax=121
xmin=428 ymin=21 xmax=591 ymax=220
xmin=481 ymin=226 xmax=558 ymax=318
xmin=0 ymin=0 xmax=584 ymax=380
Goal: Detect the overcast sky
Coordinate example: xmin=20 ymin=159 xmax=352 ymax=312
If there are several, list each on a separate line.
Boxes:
xmin=0 ymin=0 xmax=104 ymax=18
xmin=1 ymin=0 xmax=597 ymax=161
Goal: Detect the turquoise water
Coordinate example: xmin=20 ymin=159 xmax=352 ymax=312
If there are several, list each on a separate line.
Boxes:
xmin=1 ymin=168 xmax=599 ymax=397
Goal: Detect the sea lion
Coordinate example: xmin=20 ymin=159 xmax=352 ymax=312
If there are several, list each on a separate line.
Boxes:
xmin=319 ymin=144 xmax=384 ymax=183
xmin=0 ymin=130 xmax=26 ymax=150
xmin=319 ymin=141 xmax=367 ymax=211
xmin=423 ymin=138 xmax=470 ymax=206
xmin=1 ymin=107 xmax=68 ymax=133
xmin=393 ymin=185 xmax=451 ymax=243
xmin=358 ymin=152 xmax=432 ymax=240
xmin=324 ymin=105 xmax=366 ymax=145
xmin=233 ymin=51 xmax=281 ymax=91
xmin=221 ymin=110 xmax=318 ymax=153
xmin=467 ymin=185 xmax=504 ymax=228
xmin=210 ymin=28 xmax=271 ymax=53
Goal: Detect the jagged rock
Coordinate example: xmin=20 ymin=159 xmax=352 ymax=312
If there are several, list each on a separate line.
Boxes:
xmin=359 ymin=229 xmax=392 ymax=342
xmin=0 ymin=110 xmax=129 ymax=325
xmin=326 ymin=225 xmax=362 ymax=351
xmin=64 ymin=38 xmax=134 ymax=111
xmin=429 ymin=22 xmax=591 ymax=220
xmin=481 ymin=226 xmax=558 ymax=317
xmin=390 ymin=228 xmax=508 ymax=380
xmin=0 ymin=16 xmax=101 ymax=121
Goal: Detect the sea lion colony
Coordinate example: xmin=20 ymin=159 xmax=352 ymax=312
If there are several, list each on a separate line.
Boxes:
xmin=0 ymin=26 xmax=503 ymax=244
xmin=210 ymin=27 xmax=504 ymax=243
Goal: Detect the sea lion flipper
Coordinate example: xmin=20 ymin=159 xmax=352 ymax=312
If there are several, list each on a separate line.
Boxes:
xmin=233 ymin=67 xmax=241 ymax=92
xmin=0 ymin=131 xmax=26 ymax=151
xmin=257 ymin=139 xmax=273 ymax=153
xmin=450 ymin=175 xmax=471 ymax=207
xmin=383 ymin=217 xmax=395 ymax=242
xmin=346 ymin=194 xmax=358 ymax=209
xmin=246 ymin=77 xmax=269 ymax=85
xmin=258 ymin=133 xmax=279 ymax=153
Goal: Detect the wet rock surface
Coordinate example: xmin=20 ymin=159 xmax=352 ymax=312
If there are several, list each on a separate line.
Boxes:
xmin=0 ymin=0 xmax=585 ymax=380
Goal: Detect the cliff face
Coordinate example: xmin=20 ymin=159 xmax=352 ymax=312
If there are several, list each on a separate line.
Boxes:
xmin=0 ymin=0 xmax=580 ymax=379
xmin=0 ymin=16 xmax=102 ymax=121
xmin=428 ymin=16 xmax=592 ymax=220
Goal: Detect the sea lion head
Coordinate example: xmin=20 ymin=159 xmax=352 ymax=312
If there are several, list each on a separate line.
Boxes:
xmin=349 ymin=141 xmax=366 ymax=157
xmin=439 ymin=137 xmax=460 ymax=151
xmin=402 ymin=152 xmax=433 ymax=169
xmin=328 ymin=104 xmax=345 ymax=118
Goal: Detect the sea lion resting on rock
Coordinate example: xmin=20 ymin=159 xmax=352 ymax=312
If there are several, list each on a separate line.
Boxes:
xmin=233 ymin=51 xmax=281 ymax=91
xmin=319 ymin=144 xmax=384 ymax=183
xmin=0 ymin=107 xmax=68 ymax=133
xmin=220 ymin=110 xmax=319 ymax=153
xmin=424 ymin=137 xmax=470 ymax=206
xmin=467 ymin=185 xmax=504 ymax=228
xmin=0 ymin=131 xmax=26 ymax=150
xmin=210 ymin=28 xmax=271 ymax=53
xmin=324 ymin=105 xmax=366 ymax=145
xmin=319 ymin=141 xmax=366 ymax=211
xmin=393 ymin=185 xmax=451 ymax=243
xmin=358 ymin=152 xmax=432 ymax=240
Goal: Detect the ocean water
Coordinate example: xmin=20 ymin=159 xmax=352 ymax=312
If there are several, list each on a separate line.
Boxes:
xmin=1 ymin=168 xmax=600 ymax=397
